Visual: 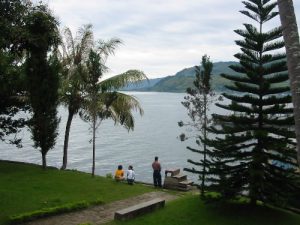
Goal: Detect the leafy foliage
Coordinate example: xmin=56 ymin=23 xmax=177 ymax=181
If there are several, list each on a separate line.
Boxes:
xmin=0 ymin=0 xmax=30 ymax=146
xmin=59 ymin=24 xmax=94 ymax=114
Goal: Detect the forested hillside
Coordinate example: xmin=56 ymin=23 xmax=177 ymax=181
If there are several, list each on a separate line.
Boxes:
xmin=122 ymin=61 xmax=240 ymax=92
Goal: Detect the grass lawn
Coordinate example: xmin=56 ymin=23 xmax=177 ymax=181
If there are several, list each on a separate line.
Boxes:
xmin=106 ymin=195 xmax=300 ymax=225
xmin=0 ymin=161 xmax=153 ymax=225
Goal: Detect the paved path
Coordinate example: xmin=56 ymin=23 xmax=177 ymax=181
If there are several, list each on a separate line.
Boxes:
xmin=24 ymin=191 xmax=179 ymax=225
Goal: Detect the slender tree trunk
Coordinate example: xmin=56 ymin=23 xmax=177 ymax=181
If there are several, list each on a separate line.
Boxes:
xmin=61 ymin=109 xmax=74 ymax=170
xmin=92 ymin=115 xmax=96 ymax=177
xmin=277 ymin=0 xmax=300 ymax=166
xmin=201 ymin=94 xmax=208 ymax=197
xmin=42 ymin=152 xmax=47 ymax=169
xmin=250 ymin=197 xmax=257 ymax=206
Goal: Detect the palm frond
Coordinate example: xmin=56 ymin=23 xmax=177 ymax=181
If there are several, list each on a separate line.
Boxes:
xmin=113 ymin=92 xmax=144 ymax=115
xmin=110 ymin=92 xmax=143 ymax=130
xmin=100 ymin=70 xmax=147 ymax=91
xmin=62 ymin=27 xmax=75 ymax=60
xmin=80 ymin=91 xmax=143 ymax=131
xmin=96 ymin=38 xmax=122 ymax=59
xmin=77 ymin=24 xmax=94 ymax=63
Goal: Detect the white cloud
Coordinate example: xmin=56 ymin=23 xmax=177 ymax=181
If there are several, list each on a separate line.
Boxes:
xmin=41 ymin=0 xmax=300 ymax=78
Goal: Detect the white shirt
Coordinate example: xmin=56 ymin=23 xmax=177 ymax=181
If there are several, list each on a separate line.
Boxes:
xmin=127 ymin=169 xmax=135 ymax=180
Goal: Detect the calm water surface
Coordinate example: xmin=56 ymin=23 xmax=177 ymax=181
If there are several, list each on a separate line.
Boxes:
xmin=0 ymin=92 xmax=223 ymax=183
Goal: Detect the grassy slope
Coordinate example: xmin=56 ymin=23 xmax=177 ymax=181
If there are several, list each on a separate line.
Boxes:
xmin=0 ymin=161 xmax=152 ymax=225
xmin=106 ymin=195 xmax=300 ymax=225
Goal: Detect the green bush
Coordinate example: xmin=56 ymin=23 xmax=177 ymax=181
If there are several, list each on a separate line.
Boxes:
xmin=9 ymin=199 xmax=103 ymax=224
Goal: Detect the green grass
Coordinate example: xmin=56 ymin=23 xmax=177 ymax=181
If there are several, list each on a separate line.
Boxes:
xmin=0 ymin=161 xmax=153 ymax=225
xmin=106 ymin=195 xmax=300 ymax=225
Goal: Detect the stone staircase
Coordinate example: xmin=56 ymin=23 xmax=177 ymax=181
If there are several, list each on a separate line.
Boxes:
xmin=163 ymin=168 xmax=193 ymax=191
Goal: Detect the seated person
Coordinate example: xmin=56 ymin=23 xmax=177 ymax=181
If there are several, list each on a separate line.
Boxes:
xmin=114 ymin=165 xmax=124 ymax=181
xmin=126 ymin=165 xmax=135 ymax=185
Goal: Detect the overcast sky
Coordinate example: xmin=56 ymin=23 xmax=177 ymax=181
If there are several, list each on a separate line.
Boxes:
xmin=41 ymin=0 xmax=300 ymax=78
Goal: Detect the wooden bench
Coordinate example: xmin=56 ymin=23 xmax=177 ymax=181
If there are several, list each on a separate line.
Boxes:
xmin=114 ymin=198 xmax=165 ymax=220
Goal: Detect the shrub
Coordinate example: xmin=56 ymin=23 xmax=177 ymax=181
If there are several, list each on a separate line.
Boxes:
xmin=9 ymin=199 xmax=103 ymax=224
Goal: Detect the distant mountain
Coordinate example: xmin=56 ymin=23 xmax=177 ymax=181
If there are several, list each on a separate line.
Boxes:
xmin=149 ymin=61 xmax=241 ymax=92
xmin=121 ymin=61 xmax=239 ymax=93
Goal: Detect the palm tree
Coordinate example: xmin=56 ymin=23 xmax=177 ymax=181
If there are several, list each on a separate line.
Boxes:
xmin=277 ymin=0 xmax=300 ymax=166
xmin=59 ymin=24 xmax=93 ymax=170
xmin=80 ymin=40 xmax=147 ymax=176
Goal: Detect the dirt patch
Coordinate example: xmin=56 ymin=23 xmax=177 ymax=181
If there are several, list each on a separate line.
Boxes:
xmin=24 ymin=191 xmax=179 ymax=225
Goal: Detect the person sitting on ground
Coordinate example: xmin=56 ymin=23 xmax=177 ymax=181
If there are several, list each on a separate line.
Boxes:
xmin=114 ymin=165 xmax=124 ymax=181
xmin=126 ymin=165 xmax=135 ymax=185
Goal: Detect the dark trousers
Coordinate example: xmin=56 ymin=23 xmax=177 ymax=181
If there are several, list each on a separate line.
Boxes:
xmin=127 ymin=179 xmax=134 ymax=185
xmin=153 ymin=170 xmax=162 ymax=187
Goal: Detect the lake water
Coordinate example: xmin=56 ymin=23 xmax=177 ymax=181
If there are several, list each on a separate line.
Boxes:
xmin=0 ymin=92 xmax=222 ymax=183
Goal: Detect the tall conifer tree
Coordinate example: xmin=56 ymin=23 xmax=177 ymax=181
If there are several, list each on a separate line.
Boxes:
xmin=207 ymin=0 xmax=300 ymax=205
xmin=179 ymin=55 xmax=214 ymax=197
xmin=25 ymin=4 xmax=60 ymax=169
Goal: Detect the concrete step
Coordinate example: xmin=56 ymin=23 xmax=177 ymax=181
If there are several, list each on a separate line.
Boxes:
xmin=177 ymin=185 xmax=192 ymax=192
xmin=178 ymin=180 xmax=193 ymax=187
xmin=163 ymin=177 xmax=179 ymax=189
xmin=172 ymin=174 xmax=187 ymax=181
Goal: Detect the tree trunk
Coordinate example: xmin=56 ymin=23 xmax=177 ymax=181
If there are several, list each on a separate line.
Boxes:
xmin=250 ymin=197 xmax=257 ymax=206
xmin=92 ymin=116 xmax=96 ymax=177
xmin=277 ymin=0 xmax=300 ymax=166
xmin=42 ymin=152 xmax=47 ymax=169
xmin=61 ymin=109 xmax=74 ymax=170
xmin=201 ymin=94 xmax=208 ymax=198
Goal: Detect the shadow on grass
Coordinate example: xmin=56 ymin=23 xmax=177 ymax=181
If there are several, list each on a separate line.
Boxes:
xmin=107 ymin=195 xmax=300 ymax=225
xmin=204 ymin=201 xmax=296 ymax=225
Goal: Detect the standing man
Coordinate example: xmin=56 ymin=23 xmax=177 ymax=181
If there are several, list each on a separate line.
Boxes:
xmin=152 ymin=156 xmax=162 ymax=187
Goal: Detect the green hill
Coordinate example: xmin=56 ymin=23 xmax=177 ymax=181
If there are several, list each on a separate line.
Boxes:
xmin=148 ymin=61 xmax=239 ymax=93
xmin=122 ymin=61 xmax=290 ymax=93
xmin=122 ymin=61 xmax=240 ymax=93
